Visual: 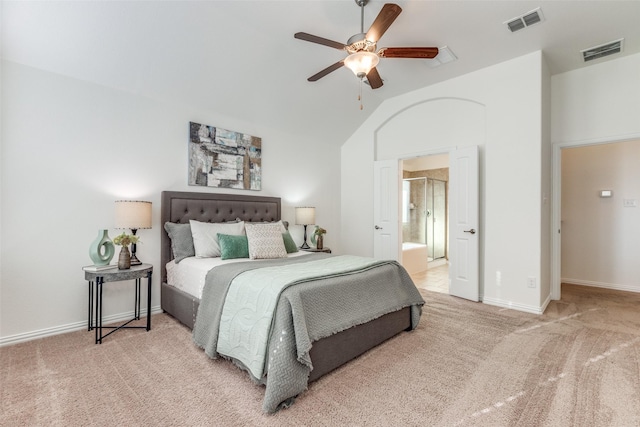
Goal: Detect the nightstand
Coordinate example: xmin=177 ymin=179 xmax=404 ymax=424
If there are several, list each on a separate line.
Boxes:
xmin=84 ymin=263 xmax=153 ymax=344
xmin=301 ymin=247 xmax=332 ymax=254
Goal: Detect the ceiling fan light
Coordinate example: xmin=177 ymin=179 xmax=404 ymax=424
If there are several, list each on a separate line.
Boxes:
xmin=344 ymin=51 xmax=379 ymax=78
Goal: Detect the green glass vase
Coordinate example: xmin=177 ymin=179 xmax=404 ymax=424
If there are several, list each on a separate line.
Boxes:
xmin=88 ymin=229 xmax=115 ymax=266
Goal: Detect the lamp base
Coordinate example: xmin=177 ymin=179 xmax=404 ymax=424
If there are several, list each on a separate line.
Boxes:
xmin=300 ymin=224 xmax=311 ymax=249
xmin=130 ymin=231 xmax=141 ymax=265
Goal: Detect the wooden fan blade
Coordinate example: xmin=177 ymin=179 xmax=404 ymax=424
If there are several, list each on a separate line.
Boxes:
xmin=308 ymin=60 xmax=345 ymax=82
xmin=366 ymin=67 xmax=383 ymax=89
xmin=295 ymin=32 xmax=346 ymax=50
xmin=379 ymin=47 xmax=439 ymax=59
xmin=365 ymin=3 xmax=402 ymax=43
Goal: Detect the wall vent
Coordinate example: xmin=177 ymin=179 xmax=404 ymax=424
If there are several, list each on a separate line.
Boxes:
xmin=505 ymin=7 xmax=544 ymax=32
xmin=581 ymin=39 xmax=624 ymax=62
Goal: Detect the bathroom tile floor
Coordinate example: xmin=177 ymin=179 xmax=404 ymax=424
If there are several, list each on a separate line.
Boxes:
xmin=411 ymin=261 xmax=449 ymax=294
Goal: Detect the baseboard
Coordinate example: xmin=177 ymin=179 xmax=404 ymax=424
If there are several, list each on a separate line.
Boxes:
xmin=484 ymin=280 xmax=639 ymax=315
xmin=540 ymin=293 xmax=552 ymax=313
xmin=562 ymin=278 xmax=640 ymax=294
xmin=0 ymin=306 xmax=164 ymax=347
xmin=482 ymin=296 xmax=545 ymax=314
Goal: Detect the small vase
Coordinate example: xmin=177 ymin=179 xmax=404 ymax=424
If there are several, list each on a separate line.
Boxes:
xmin=316 ymin=235 xmax=324 ymax=250
xmin=118 ymin=246 xmax=131 ymax=270
xmin=89 ymin=229 xmax=115 ymax=266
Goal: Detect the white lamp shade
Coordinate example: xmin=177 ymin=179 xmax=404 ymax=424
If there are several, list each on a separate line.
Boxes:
xmin=115 ymin=200 xmax=152 ymax=230
xmin=344 ymin=51 xmax=379 ymax=77
xmin=295 ymin=207 xmax=316 ymax=225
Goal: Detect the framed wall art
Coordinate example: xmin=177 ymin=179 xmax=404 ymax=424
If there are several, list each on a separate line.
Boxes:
xmin=188 ymin=121 xmax=262 ymax=190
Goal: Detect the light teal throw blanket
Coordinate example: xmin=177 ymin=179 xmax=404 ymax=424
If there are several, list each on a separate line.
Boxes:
xmin=217 ymin=256 xmax=388 ymax=380
xmin=193 ymin=254 xmax=424 ymax=413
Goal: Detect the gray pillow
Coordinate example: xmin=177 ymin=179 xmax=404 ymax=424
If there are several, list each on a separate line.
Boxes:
xmin=164 ymin=222 xmax=195 ymax=263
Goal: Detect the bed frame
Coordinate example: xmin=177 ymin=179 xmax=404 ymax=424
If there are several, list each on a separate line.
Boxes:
xmin=160 ymin=190 xmax=411 ymax=382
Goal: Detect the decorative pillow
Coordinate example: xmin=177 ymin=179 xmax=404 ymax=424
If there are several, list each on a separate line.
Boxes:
xmin=164 ymin=222 xmax=195 ymax=263
xmin=245 ymin=223 xmax=287 ymax=260
xmin=282 ymin=230 xmax=298 ymax=254
xmin=189 ymin=220 xmax=245 ymax=258
xmin=238 ymin=219 xmax=289 ymax=231
xmin=218 ymin=233 xmax=249 ymax=260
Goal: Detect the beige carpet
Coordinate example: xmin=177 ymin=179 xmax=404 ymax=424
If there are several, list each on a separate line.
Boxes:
xmin=2 ymin=285 xmax=640 ymax=427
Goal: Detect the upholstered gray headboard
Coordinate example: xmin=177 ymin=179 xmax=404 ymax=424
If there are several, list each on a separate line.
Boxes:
xmin=160 ymin=191 xmax=281 ymax=282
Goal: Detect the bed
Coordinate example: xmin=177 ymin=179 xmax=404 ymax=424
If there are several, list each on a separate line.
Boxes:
xmin=160 ymin=191 xmax=424 ymax=412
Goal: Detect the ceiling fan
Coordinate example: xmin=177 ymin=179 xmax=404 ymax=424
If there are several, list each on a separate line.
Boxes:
xmin=294 ymin=0 xmax=439 ymax=90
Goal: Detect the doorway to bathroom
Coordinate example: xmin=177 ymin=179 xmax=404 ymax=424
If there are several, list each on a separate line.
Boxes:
xmin=401 ymin=154 xmax=449 ymax=294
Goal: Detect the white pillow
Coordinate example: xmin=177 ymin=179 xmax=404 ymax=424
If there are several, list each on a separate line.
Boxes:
xmin=189 ymin=220 xmax=245 ymax=258
xmin=245 ymin=223 xmax=287 ymax=260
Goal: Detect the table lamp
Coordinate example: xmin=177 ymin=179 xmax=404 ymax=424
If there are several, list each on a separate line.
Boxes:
xmin=295 ymin=207 xmax=316 ymax=249
xmin=115 ymin=200 xmax=152 ymax=265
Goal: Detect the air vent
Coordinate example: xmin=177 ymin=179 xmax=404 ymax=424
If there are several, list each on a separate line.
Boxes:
xmin=581 ymin=39 xmax=624 ymax=62
xmin=505 ymin=7 xmax=545 ymax=32
xmin=427 ymin=46 xmax=458 ymax=68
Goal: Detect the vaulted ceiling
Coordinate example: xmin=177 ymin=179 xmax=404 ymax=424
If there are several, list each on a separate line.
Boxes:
xmin=4 ymin=1 xmax=640 ymax=145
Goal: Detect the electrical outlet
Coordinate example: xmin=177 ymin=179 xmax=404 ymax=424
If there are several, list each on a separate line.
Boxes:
xmin=623 ymin=199 xmax=638 ymax=207
xmin=496 ymin=271 xmax=502 ymax=287
xmin=527 ymin=276 xmax=536 ymax=288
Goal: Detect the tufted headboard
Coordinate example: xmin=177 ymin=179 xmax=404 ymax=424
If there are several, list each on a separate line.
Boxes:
xmin=160 ymin=191 xmax=281 ymax=283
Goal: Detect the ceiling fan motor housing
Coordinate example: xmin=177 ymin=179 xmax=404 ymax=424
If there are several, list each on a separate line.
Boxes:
xmin=346 ymin=33 xmax=376 ymax=54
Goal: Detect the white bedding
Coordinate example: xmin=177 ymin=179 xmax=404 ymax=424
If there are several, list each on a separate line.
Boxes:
xmin=166 ymin=251 xmax=312 ymax=299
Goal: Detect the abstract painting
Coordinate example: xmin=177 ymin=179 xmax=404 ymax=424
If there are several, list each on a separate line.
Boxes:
xmin=188 ymin=121 xmax=262 ymax=190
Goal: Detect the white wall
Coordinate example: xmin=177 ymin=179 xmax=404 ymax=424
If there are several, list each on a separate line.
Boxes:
xmin=561 ymin=140 xmax=640 ymax=292
xmin=551 ymin=53 xmax=640 ymax=144
xmin=0 ymin=5 xmax=4 ymax=336
xmin=0 ymin=61 xmax=340 ymax=344
xmin=539 ymin=55 xmax=552 ymax=307
xmin=342 ymin=52 xmax=549 ymax=313
xmin=552 ymin=52 xmax=640 ymax=297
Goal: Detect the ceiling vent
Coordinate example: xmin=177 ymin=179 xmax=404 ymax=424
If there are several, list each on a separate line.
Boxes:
xmin=581 ymin=39 xmax=624 ymax=62
xmin=427 ymin=46 xmax=458 ymax=68
xmin=505 ymin=7 xmax=544 ymax=32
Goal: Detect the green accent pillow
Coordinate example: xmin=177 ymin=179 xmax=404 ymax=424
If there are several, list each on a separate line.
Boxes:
xmin=217 ymin=233 xmax=249 ymax=260
xmin=282 ymin=231 xmax=298 ymax=254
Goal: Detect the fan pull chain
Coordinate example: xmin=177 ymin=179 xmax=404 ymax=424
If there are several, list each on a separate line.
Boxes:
xmin=358 ymin=78 xmax=364 ymax=110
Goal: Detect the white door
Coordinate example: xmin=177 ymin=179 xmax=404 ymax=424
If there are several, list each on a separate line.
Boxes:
xmin=448 ymin=145 xmax=480 ymax=301
xmin=373 ymin=159 xmax=400 ymax=261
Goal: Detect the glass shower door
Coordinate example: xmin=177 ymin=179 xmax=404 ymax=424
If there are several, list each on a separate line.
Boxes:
xmin=426 ymin=178 xmax=446 ymax=260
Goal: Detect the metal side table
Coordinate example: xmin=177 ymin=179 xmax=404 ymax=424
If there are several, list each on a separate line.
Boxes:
xmin=84 ymin=263 xmax=153 ymax=344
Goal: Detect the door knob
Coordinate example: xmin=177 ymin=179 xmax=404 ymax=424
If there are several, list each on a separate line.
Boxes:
xmin=375 ymin=225 xmax=383 ymax=230
xmin=463 ymin=229 xmax=476 ymax=234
